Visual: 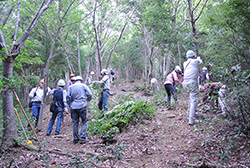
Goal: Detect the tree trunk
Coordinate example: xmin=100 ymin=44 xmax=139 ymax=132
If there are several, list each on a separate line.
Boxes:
xmin=165 ymin=43 xmax=172 ymax=76
xmin=77 ymin=27 xmax=82 ymax=76
xmin=2 ymin=56 xmax=18 ymax=147
xmin=177 ymin=41 xmax=181 ymax=67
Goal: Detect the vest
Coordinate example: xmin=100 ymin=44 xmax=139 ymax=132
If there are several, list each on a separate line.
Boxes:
xmin=53 ymin=88 xmax=64 ymax=110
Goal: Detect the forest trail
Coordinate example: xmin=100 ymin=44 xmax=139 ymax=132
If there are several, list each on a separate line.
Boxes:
xmin=2 ymin=82 xmax=248 ymax=167
xmin=30 ymin=82 xmax=209 ymax=167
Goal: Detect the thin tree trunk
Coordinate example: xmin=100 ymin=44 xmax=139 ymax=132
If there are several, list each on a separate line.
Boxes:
xmin=177 ymin=41 xmax=181 ymax=67
xmin=77 ymin=26 xmax=82 ymax=76
xmin=165 ymin=43 xmax=172 ymax=76
xmin=105 ymin=23 xmax=127 ymax=68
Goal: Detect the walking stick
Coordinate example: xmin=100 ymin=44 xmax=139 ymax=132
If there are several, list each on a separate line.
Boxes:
xmin=13 ymin=91 xmax=41 ymax=147
xmin=14 ymin=108 xmax=33 ymax=145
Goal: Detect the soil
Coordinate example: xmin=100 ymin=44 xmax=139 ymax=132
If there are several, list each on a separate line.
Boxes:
xmin=1 ymin=82 xmax=249 ymax=168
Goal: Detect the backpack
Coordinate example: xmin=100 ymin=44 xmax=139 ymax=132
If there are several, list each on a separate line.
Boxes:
xmin=199 ymin=72 xmax=207 ymax=84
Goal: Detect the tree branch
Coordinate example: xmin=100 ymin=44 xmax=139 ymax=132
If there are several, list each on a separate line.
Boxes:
xmin=13 ymin=0 xmax=21 ymax=44
xmin=194 ymin=0 xmax=208 ymax=22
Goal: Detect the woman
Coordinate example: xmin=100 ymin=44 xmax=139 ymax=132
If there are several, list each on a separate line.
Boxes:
xmin=164 ymin=66 xmax=182 ymax=106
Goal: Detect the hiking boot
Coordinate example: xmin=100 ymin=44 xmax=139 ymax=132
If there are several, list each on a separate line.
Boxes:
xmin=79 ymin=138 xmax=90 ymax=144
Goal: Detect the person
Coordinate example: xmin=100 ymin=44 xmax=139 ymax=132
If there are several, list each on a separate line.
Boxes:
xmin=110 ymin=68 xmax=115 ymax=83
xmin=67 ymin=76 xmax=92 ymax=144
xmin=182 ymin=50 xmax=203 ymax=125
xmin=66 ymin=74 xmax=75 ymax=116
xmin=87 ymin=71 xmax=95 ymax=86
xmin=93 ymin=69 xmax=110 ymax=111
xmin=218 ymin=84 xmax=228 ymax=115
xmin=199 ymin=67 xmax=209 ymax=85
xmin=46 ymin=79 xmax=68 ymax=136
xmin=29 ymin=79 xmax=50 ymax=127
xmin=164 ymin=66 xmax=182 ymax=106
xmin=67 ymin=74 xmax=75 ymax=91
xmin=199 ymin=82 xmax=223 ymax=106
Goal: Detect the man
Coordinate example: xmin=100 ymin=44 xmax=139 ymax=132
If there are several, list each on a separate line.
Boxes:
xmin=199 ymin=67 xmax=209 ymax=85
xmin=87 ymin=71 xmax=95 ymax=86
xmin=164 ymin=66 xmax=182 ymax=106
xmin=67 ymin=74 xmax=75 ymax=91
xmin=93 ymin=69 xmax=110 ymax=111
xmin=29 ymin=79 xmax=50 ymax=127
xmin=182 ymin=50 xmax=203 ymax=125
xmin=67 ymin=76 xmax=92 ymax=144
xmin=199 ymin=82 xmax=223 ymax=106
xmin=46 ymin=79 xmax=68 ymax=136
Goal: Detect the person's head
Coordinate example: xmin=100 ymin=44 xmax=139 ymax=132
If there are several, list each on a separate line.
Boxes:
xmin=186 ymin=50 xmax=196 ymax=59
xmin=175 ymin=66 xmax=182 ymax=74
xmin=70 ymin=74 xmax=75 ymax=79
xmin=39 ymin=79 xmax=44 ymax=88
xmin=90 ymin=71 xmax=95 ymax=75
xmin=74 ymin=76 xmax=83 ymax=82
xmin=202 ymin=67 xmax=208 ymax=72
xmin=101 ymin=69 xmax=108 ymax=76
xmin=57 ymin=79 xmax=66 ymax=88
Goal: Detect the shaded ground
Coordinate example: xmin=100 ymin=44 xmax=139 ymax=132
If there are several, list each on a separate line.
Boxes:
xmin=1 ymin=82 xmax=249 ymax=167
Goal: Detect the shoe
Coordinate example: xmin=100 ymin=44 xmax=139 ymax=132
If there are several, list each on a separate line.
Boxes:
xmin=73 ymin=140 xmax=79 ymax=144
xmin=46 ymin=134 xmax=50 ymax=136
xmin=189 ymin=120 xmax=202 ymax=125
xmin=79 ymin=138 xmax=90 ymax=144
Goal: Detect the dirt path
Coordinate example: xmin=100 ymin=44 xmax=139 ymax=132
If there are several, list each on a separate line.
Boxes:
xmin=2 ymin=82 xmax=248 ymax=167
xmin=31 ymin=83 xmax=207 ymax=167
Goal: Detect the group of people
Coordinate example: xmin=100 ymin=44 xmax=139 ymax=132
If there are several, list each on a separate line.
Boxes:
xmin=163 ymin=50 xmax=227 ymax=125
xmin=29 ymin=68 xmax=111 ymax=144
xmin=29 ymin=49 xmax=227 ymax=143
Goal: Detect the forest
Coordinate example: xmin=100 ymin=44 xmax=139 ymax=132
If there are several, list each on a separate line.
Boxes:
xmin=0 ymin=0 xmax=249 ymax=167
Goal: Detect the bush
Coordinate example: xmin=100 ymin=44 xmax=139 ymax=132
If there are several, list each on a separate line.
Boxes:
xmin=88 ymin=100 xmax=155 ymax=143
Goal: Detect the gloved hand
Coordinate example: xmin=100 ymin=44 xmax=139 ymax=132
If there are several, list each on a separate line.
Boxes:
xmin=64 ymin=108 xmax=68 ymax=113
xmin=34 ymin=92 xmax=37 ymax=97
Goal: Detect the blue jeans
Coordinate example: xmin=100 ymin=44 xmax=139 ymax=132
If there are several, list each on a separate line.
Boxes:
xmin=71 ymin=106 xmax=88 ymax=142
xmin=164 ymin=84 xmax=177 ymax=105
xmin=98 ymin=90 xmax=110 ymax=111
xmin=46 ymin=107 xmax=63 ymax=135
xmin=31 ymin=103 xmax=41 ymax=127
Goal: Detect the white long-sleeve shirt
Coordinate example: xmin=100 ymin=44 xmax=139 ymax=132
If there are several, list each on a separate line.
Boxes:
xmin=94 ymin=75 xmax=110 ymax=90
xmin=29 ymin=87 xmax=51 ymax=102
xmin=183 ymin=57 xmax=203 ymax=81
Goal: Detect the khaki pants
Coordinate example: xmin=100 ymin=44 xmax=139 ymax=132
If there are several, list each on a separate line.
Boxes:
xmin=182 ymin=80 xmax=199 ymax=124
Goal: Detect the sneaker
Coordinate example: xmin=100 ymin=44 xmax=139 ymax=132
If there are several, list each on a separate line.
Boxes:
xmin=79 ymin=138 xmax=90 ymax=144
xmin=189 ymin=120 xmax=202 ymax=125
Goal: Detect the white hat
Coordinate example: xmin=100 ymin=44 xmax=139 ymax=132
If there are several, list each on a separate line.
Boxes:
xmin=101 ymin=69 xmax=108 ymax=75
xmin=202 ymin=67 xmax=208 ymax=71
xmin=90 ymin=71 xmax=95 ymax=75
xmin=186 ymin=50 xmax=195 ymax=58
xmin=74 ymin=76 xmax=83 ymax=81
xmin=58 ymin=79 xmax=66 ymax=86
xmin=151 ymin=78 xmax=158 ymax=84
xmin=175 ymin=66 xmax=182 ymax=73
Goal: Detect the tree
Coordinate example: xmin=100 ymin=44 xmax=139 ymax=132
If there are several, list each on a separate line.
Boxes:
xmin=186 ymin=0 xmax=209 ymax=56
xmin=0 ymin=0 xmax=53 ymax=146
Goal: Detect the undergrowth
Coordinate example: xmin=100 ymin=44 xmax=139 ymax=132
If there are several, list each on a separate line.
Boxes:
xmin=88 ymin=98 xmax=155 ymax=143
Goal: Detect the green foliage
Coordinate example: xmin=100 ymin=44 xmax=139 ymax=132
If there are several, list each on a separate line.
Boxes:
xmin=151 ymin=92 xmax=166 ymax=107
xmin=88 ymin=99 xmax=155 ymax=141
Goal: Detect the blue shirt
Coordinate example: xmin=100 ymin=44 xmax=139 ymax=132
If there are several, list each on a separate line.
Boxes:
xmin=67 ymin=81 xmax=92 ymax=109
